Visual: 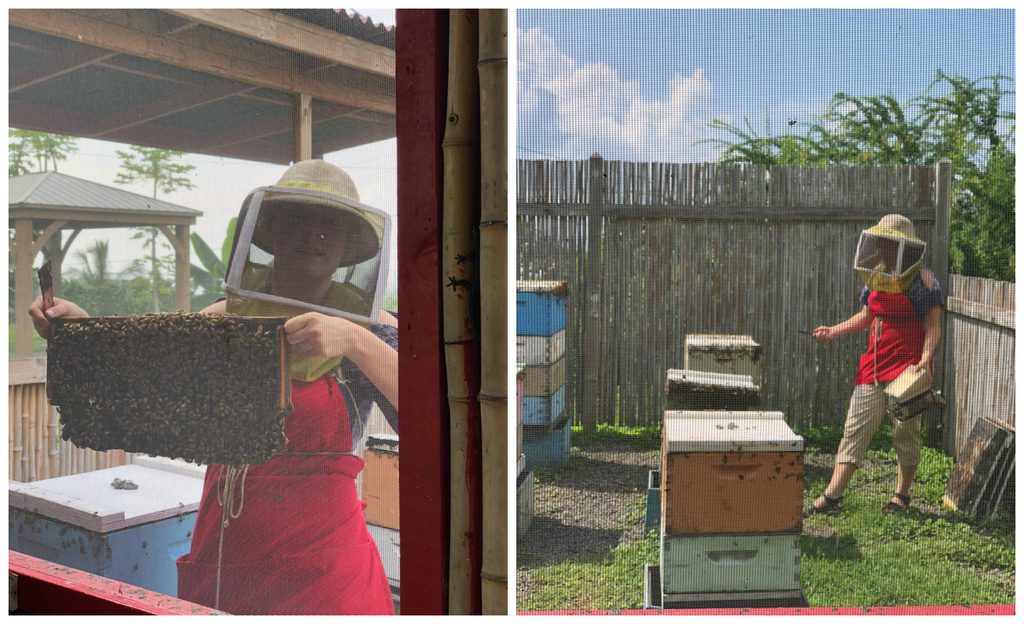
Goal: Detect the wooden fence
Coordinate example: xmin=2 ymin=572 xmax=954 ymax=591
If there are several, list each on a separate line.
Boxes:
xmin=942 ymin=275 xmax=1015 ymax=457
xmin=517 ymin=156 xmax=953 ymax=434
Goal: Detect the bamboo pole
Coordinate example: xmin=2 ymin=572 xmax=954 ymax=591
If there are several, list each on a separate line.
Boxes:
xmin=29 ymin=385 xmax=39 ymax=481
xmin=477 ymin=9 xmax=508 ymax=616
xmin=47 ymin=405 xmax=59 ymax=479
xmin=9 ymin=389 xmax=15 ymax=477
xmin=442 ymin=9 xmax=481 ymax=615
xmin=13 ymin=388 xmax=23 ymax=482
xmin=35 ymin=386 xmax=46 ymax=479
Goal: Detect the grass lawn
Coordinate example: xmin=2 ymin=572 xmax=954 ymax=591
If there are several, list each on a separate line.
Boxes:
xmin=517 ymin=423 xmax=1015 ymax=611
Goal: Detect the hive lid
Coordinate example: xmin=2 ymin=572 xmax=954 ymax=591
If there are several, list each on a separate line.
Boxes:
xmin=515 ymin=280 xmax=568 ymax=295
xmin=9 ymin=464 xmax=204 ymax=533
xmin=663 ymin=411 xmax=803 ymax=452
xmin=684 ymin=334 xmax=761 ymax=350
xmin=665 ymin=369 xmax=759 ymax=392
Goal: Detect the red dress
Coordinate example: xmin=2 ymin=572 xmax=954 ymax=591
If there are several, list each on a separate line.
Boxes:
xmin=854 ymin=290 xmax=926 ymax=386
xmin=176 ymin=376 xmax=395 ymax=615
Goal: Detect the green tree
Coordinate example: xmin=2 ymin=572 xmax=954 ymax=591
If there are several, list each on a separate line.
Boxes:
xmin=704 ymin=71 xmax=1015 ymax=279
xmin=190 ymin=217 xmax=237 ymax=311
xmin=114 ymin=146 xmax=197 ymax=312
xmin=9 ymin=129 xmax=78 ymax=175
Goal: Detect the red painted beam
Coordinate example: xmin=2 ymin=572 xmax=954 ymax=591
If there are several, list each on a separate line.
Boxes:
xmin=521 ymin=605 xmax=1015 ymax=616
xmin=8 ymin=551 xmax=221 ymax=615
xmin=395 ymin=8 xmax=450 ymax=616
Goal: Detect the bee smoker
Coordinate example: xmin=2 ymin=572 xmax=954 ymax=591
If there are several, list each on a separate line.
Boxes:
xmin=884 ymin=366 xmax=946 ymax=422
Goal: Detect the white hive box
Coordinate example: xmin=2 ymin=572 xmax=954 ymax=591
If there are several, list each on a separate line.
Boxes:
xmin=684 ymin=334 xmax=763 ymax=384
xmin=516 ymin=330 xmax=565 ymax=366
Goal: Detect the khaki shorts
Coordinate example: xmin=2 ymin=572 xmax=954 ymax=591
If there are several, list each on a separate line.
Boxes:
xmin=835 ymin=383 xmax=922 ymax=467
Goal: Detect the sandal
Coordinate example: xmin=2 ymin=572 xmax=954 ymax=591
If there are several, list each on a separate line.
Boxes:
xmin=883 ymin=493 xmax=911 ymax=514
xmin=805 ymin=494 xmax=842 ymax=515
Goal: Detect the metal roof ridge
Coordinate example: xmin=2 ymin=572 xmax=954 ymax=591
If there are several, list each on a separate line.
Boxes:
xmin=60 ymin=171 xmax=202 ymax=215
xmin=13 ymin=170 xmax=55 ymax=204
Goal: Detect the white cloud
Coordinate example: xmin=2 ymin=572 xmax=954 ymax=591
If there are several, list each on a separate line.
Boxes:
xmin=517 ymin=27 xmax=714 ymax=162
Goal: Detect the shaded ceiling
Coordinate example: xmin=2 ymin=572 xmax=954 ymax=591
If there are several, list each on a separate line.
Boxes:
xmin=9 ymin=9 xmax=397 ymax=165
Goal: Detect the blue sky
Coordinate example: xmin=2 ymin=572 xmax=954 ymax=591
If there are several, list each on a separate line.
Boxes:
xmin=517 ymin=8 xmax=1015 ymax=162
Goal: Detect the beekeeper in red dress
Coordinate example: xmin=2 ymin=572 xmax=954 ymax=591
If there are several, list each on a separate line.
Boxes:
xmin=806 ymin=214 xmax=943 ymax=515
xmin=29 ymin=160 xmax=398 ymax=614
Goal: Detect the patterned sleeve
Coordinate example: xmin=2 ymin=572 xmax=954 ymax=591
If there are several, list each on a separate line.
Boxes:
xmin=338 ymin=323 xmax=399 ymax=436
xmin=908 ymin=272 xmax=944 ymax=318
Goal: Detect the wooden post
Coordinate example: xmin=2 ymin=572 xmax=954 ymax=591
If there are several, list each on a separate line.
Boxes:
xmin=932 ymin=159 xmax=952 ymax=449
xmin=396 ymin=8 xmax=450 ymax=615
xmin=580 ymin=153 xmax=604 ymax=430
xmin=14 ymin=218 xmax=36 ymax=357
xmin=294 ymin=93 xmax=312 ymax=163
xmin=174 ymin=225 xmax=191 ymax=312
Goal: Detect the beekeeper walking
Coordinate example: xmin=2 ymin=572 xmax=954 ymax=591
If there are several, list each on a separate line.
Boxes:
xmin=807 ymin=214 xmax=943 ymax=515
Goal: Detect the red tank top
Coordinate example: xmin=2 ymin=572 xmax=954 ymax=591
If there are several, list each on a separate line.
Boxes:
xmin=854 ymin=290 xmax=926 ymax=385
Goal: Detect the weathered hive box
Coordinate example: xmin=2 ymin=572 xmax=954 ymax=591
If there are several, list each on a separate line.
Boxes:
xmin=365 ymin=523 xmax=400 ymax=604
xmin=664 ymin=369 xmax=760 ymax=411
xmin=521 ymin=357 xmax=566 ymax=397
xmin=517 ymin=454 xmax=534 ymax=537
xmin=8 ymin=464 xmax=204 ymax=597
xmin=523 ymin=414 xmax=572 ymax=469
xmin=516 ymin=330 xmax=566 ymax=366
xmin=516 ymin=364 xmax=525 ymax=457
xmin=661 ymin=411 xmax=803 ymax=535
xmin=516 ymin=280 xmax=567 ymax=336
xmin=684 ymin=334 xmax=763 ymax=384
xmin=363 ymin=434 xmax=399 ymax=531
xmin=660 ymin=533 xmax=801 ymax=598
xmin=522 ymin=386 xmax=566 ymax=426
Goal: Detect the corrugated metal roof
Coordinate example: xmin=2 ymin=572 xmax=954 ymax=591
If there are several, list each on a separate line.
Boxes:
xmin=9 ymin=171 xmax=202 ymax=216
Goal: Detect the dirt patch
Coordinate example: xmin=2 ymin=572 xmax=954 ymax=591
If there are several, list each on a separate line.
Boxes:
xmin=518 ymin=443 xmax=659 ymax=569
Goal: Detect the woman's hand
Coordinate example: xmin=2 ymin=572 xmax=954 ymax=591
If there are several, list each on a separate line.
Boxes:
xmin=283 ymin=312 xmax=364 ymax=359
xmin=913 ymin=355 xmax=934 ymax=377
xmin=28 ymin=296 xmax=89 ymax=340
xmin=812 ymin=325 xmax=835 ymax=341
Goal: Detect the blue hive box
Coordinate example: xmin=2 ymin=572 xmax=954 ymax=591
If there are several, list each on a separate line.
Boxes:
xmin=521 ymin=386 xmax=566 ymax=426
xmin=516 ymin=280 xmax=567 ymax=336
xmin=523 ymin=415 xmax=572 ymax=469
xmin=8 ymin=462 xmax=205 ymax=597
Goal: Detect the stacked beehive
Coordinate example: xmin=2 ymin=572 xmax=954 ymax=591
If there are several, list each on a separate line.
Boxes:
xmin=515 ymin=281 xmax=570 ymax=469
xmin=362 ymin=434 xmax=401 ymax=604
xmin=515 ymin=365 xmax=534 ymax=536
xmin=654 ymin=335 xmax=804 ymax=608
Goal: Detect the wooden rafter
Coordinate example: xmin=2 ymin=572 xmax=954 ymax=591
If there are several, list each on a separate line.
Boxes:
xmin=9 ymin=9 xmax=396 ymax=114
xmin=163 ymin=9 xmax=396 ymax=79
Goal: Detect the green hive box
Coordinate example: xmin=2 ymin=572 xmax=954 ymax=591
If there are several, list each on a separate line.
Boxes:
xmin=660 ymin=533 xmax=801 ymax=597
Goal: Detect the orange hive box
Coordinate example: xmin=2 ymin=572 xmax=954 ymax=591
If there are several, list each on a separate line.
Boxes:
xmin=661 ymin=411 xmax=803 ymax=535
xmin=363 ymin=434 xmax=399 ymax=530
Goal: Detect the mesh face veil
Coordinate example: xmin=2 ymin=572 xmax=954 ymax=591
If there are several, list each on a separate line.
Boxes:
xmin=224 ymin=161 xmax=390 ymax=355
xmin=853 ymin=214 xmax=926 ymax=293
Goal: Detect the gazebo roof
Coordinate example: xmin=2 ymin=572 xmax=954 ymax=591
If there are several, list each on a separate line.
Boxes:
xmin=9 ymin=9 xmax=396 ymax=165
xmin=9 ymin=171 xmax=202 ymax=227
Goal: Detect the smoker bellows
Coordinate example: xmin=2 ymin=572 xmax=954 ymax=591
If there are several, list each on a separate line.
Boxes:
xmin=47 ymin=312 xmax=291 ymax=466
